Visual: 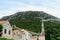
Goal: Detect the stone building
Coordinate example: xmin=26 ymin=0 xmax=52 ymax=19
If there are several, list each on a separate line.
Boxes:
xmin=32 ymin=36 xmax=37 ymax=40
xmin=0 ymin=20 xmax=12 ymax=38
xmin=38 ymin=33 xmax=45 ymax=40
xmin=12 ymin=29 xmax=32 ymax=40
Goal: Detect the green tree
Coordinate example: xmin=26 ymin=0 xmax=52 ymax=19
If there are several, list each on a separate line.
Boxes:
xmin=0 ymin=24 xmax=3 ymax=32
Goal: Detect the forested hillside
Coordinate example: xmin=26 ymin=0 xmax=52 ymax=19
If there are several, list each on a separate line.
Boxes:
xmin=0 ymin=11 xmax=60 ymax=40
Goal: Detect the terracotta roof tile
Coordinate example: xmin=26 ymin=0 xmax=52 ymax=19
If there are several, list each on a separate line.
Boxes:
xmin=0 ymin=32 xmax=2 ymax=35
xmin=39 ymin=33 xmax=44 ymax=36
xmin=0 ymin=20 xmax=8 ymax=24
xmin=32 ymin=36 xmax=37 ymax=39
xmin=12 ymin=30 xmax=23 ymax=34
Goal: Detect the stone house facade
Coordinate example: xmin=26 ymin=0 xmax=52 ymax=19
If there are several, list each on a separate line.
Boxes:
xmin=13 ymin=29 xmax=32 ymax=40
xmin=0 ymin=20 xmax=12 ymax=38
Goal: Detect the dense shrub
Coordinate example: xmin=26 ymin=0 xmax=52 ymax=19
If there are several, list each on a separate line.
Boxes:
xmin=0 ymin=38 xmax=14 ymax=40
xmin=0 ymin=24 xmax=3 ymax=32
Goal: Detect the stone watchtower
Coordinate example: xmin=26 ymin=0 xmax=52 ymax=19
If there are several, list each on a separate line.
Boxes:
xmin=39 ymin=19 xmax=45 ymax=40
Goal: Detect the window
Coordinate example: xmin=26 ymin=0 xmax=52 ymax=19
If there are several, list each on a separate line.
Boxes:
xmin=9 ymin=30 xmax=11 ymax=35
xmin=7 ymin=23 xmax=9 ymax=25
xmin=4 ymin=29 xmax=7 ymax=34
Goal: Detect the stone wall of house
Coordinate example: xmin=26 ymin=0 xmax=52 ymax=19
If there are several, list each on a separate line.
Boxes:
xmin=38 ymin=36 xmax=45 ymax=40
xmin=2 ymin=21 xmax=12 ymax=39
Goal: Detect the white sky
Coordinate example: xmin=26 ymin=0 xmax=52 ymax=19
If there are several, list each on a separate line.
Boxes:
xmin=0 ymin=0 xmax=60 ymax=18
